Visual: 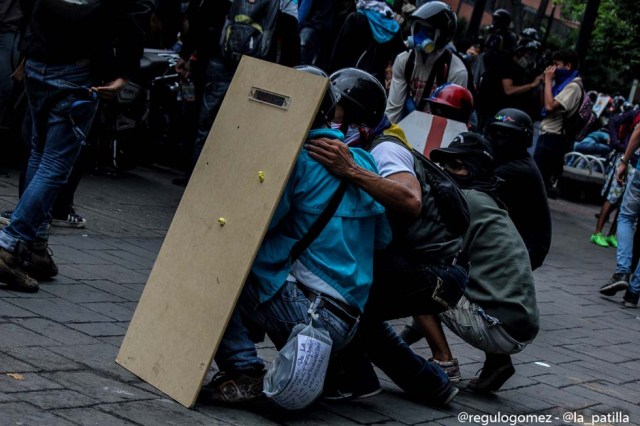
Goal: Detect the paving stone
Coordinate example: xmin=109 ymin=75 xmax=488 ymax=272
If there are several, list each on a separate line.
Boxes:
xmin=10 ymin=318 xmax=101 ymax=346
xmin=47 ymin=343 xmax=137 ymax=381
xmin=73 ymin=263 xmax=149 ymax=284
xmin=57 ymin=264 xmax=101 ymax=280
xmin=561 ymin=384 xmax=640 ymax=416
xmin=90 ymin=249 xmax=153 ymax=270
xmin=80 ymin=302 xmax=134 ymax=321
xmin=320 ymin=400 xmax=393 ymax=424
xmin=2 ymin=346 xmax=83 ymax=372
xmin=0 ymin=402 xmax=77 ymax=425
xmin=0 ymin=299 xmax=39 ymax=318
xmin=6 ymin=298 xmax=113 ymax=323
xmin=97 ymin=335 xmax=126 ymax=347
xmin=0 ymin=372 xmax=65 ymax=393
xmin=53 ymin=407 xmax=139 ymax=425
xmin=279 ymin=409 xmax=363 ymax=425
xmin=41 ymin=371 xmax=158 ymax=403
xmin=99 ymin=399 xmax=233 ymax=425
xmin=44 ymin=284 xmax=126 ymax=303
xmin=19 ymin=389 xmax=98 ymax=410
xmin=0 ymin=322 xmax=61 ymax=348
xmin=352 ymin=390 xmax=451 ymax=424
xmin=68 ymin=322 xmax=127 ymax=337
xmin=84 ymin=280 xmax=144 ymax=302
xmin=50 ymin=245 xmax=111 ymax=265
xmin=0 ymin=352 xmax=40 ymax=373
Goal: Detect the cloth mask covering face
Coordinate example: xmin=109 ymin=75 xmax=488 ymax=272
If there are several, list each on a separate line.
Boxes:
xmin=329 ymin=122 xmax=360 ymax=145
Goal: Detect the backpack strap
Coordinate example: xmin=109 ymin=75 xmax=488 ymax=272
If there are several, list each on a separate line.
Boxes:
xmin=403 ymin=49 xmax=415 ymax=90
xmin=417 ymin=49 xmax=452 ymax=111
xmin=289 ymin=180 xmax=348 ymax=263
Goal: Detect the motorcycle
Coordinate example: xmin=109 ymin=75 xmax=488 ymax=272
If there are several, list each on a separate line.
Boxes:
xmin=90 ymin=48 xmax=187 ymax=174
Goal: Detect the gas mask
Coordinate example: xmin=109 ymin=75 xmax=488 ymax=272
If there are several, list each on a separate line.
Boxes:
xmin=406 ymin=23 xmax=437 ymax=54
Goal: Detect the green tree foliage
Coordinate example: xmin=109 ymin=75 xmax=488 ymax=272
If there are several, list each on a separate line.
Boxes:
xmin=554 ymin=0 xmax=640 ymax=95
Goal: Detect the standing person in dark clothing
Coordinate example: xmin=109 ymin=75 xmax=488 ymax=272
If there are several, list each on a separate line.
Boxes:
xmin=329 ymin=0 xmax=404 ymax=86
xmin=0 ymin=0 xmax=153 ymax=293
xmin=0 ymin=0 xmax=21 ymax=125
xmin=298 ymin=0 xmax=335 ymax=70
xmin=485 ymin=108 xmax=551 ymax=270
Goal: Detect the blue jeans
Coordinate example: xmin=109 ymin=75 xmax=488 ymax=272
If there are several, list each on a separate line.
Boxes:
xmin=0 ymin=31 xmax=20 ymax=123
xmin=0 ymin=59 xmax=97 ymax=251
xmin=191 ymin=56 xmax=235 ymax=169
xmin=334 ymin=257 xmax=468 ymax=400
xmin=573 ymin=140 xmax=612 ymax=157
xmin=616 ymin=170 xmax=640 ymax=295
xmin=214 ymin=278 xmax=360 ymax=373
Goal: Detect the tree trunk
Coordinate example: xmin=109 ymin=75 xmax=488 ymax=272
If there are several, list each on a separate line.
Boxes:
xmin=467 ymin=0 xmax=489 ymax=38
xmin=576 ymin=0 xmax=602 ymax=65
xmin=533 ymin=0 xmax=550 ymax=30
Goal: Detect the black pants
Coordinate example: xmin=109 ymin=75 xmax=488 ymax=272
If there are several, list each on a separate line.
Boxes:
xmin=534 ymin=132 xmax=572 ymax=189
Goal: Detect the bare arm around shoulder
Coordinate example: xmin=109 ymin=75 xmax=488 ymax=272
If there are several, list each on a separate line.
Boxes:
xmin=306 ymin=138 xmax=422 ymax=219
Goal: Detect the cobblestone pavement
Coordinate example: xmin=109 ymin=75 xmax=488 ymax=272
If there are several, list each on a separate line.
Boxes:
xmin=0 ymin=166 xmax=639 ymax=426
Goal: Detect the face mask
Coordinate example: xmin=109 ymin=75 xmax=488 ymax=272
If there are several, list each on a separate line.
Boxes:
xmin=554 ymin=67 xmax=573 ymax=80
xmin=330 ymin=121 xmax=342 ymax=130
xmin=344 ymin=125 xmax=362 ymax=145
xmin=406 ymin=31 xmax=436 ymax=54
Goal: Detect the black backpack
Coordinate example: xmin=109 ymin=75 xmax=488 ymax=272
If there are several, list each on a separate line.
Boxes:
xmin=220 ymin=0 xmax=279 ymax=62
xmin=372 ymin=136 xmax=470 ymax=239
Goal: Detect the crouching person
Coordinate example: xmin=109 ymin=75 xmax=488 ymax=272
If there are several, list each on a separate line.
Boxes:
xmin=199 ymin=66 xmax=391 ymax=405
xmin=414 ymin=133 xmax=539 ymax=392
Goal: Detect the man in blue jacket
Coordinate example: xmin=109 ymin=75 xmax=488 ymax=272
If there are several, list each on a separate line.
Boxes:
xmin=201 ymin=67 xmax=391 ymax=404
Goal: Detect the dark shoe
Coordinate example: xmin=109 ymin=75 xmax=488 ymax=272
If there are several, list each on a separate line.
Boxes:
xmin=322 ymin=382 xmax=382 ymax=401
xmin=51 ymin=210 xmax=86 ymax=229
xmin=467 ymin=358 xmax=515 ymax=393
xmin=600 ymin=273 xmax=630 ymax=296
xmin=430 ymin=358 xmax=462 ymax=383
xmin=623 ymin=290 xmax=639 ymax=308
xmin=322 ymin=355 xmax=381 ymax=401
xmin=434 ymin=381 xmax=459 ymax=406
xmin=200 ymin=370 xmax=265 ymax=404
xmin=0 ymin=247 xmax=39 ymax=292
xmin=25 ymin=240 xmax=58 ymax=280
xmin=0 ymin=210 xmax=11 ymax=227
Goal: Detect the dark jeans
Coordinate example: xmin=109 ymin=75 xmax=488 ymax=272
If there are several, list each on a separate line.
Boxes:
xmin=0 ymin=59 xmax=97 ymax=250
xmin=0 ymin=31 xmax=19 ymax=124
xmin=534 ymin=132 xmax=572 ymax=189
xmin=333 ymin=254 xmax=468 ymax=401
xmin=190 ymin=56 xmax=236 ymax=171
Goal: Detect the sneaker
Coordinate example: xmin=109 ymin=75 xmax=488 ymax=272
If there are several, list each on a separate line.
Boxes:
xmin=434 ymin=382 xmax=459 ymax=406
xmin=51 ymin=211 xmax=86 ymax=229
xmin=623 ymin=290 xmax=639 ymax=308
xmin=0 ymin=210 xmax=11 ymax=227
xmin=467 ymin=357 xmax=515 ymax=393
xmin=322 ymin=383 xmax=383 ymax=401
xmin=590 ymin=233 xmax=609 ymax=247
xmin=606 ymin=235 xmax=618 ymax=248
xmin=200 ymin=370 xmax=265 ymax=404
xmin=25 ymin=240 xmax=58 ymax=280
xmin=0 ymin=247 xmax=39 ymax=293
xmin=430 ymin=358 xmax=462 ymax=383
xmin=599 ymin=273 xmax=630 ymax=296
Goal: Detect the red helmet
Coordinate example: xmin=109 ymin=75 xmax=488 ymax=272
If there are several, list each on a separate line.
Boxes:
xmin=426 ymin=83 xmax=474 ymax=123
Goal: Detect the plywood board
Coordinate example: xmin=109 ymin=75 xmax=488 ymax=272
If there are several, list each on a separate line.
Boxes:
xmin=398 ymin=111 xmax=468 ymax=157
xmin=116 ymin=56 xmax=328 ymax=408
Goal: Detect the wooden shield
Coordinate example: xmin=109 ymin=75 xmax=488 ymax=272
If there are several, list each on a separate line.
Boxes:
xmin=116 ymin=56 xmax=328 ymax=407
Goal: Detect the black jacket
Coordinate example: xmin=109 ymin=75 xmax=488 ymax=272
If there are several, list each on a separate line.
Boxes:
xmin=495 ymin=153 xmax=551 ymax=271
xmin=19 ymin=0 xmax=153 ymax=80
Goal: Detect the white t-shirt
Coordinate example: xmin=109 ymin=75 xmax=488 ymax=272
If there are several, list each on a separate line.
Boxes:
xmin=370 ymin=141 xmax=416 ymax=177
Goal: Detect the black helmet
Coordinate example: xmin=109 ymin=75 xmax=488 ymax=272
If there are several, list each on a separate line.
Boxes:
xmin=330 ymin=68 xmax=387 ymax=128
xmin=294 ymin=65 xmax=339 ymax=128
xmin=492 ymin=9 xmax=512 ymax=29
xmin=486 ymin=108 xmax=533 ymax=147
xmin=520 ymin=27 xmax=539 ymax=41
xmin=409 ymin=1 xmax=457 ymax=50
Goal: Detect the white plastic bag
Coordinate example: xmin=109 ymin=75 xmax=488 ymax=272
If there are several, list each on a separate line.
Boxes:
xmin=263 ymin=320 xmax=332 ymax=410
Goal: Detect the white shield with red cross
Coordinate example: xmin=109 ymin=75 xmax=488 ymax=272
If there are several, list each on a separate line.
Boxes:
xmin=397 ymin=111 xmax=468 ymax=158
